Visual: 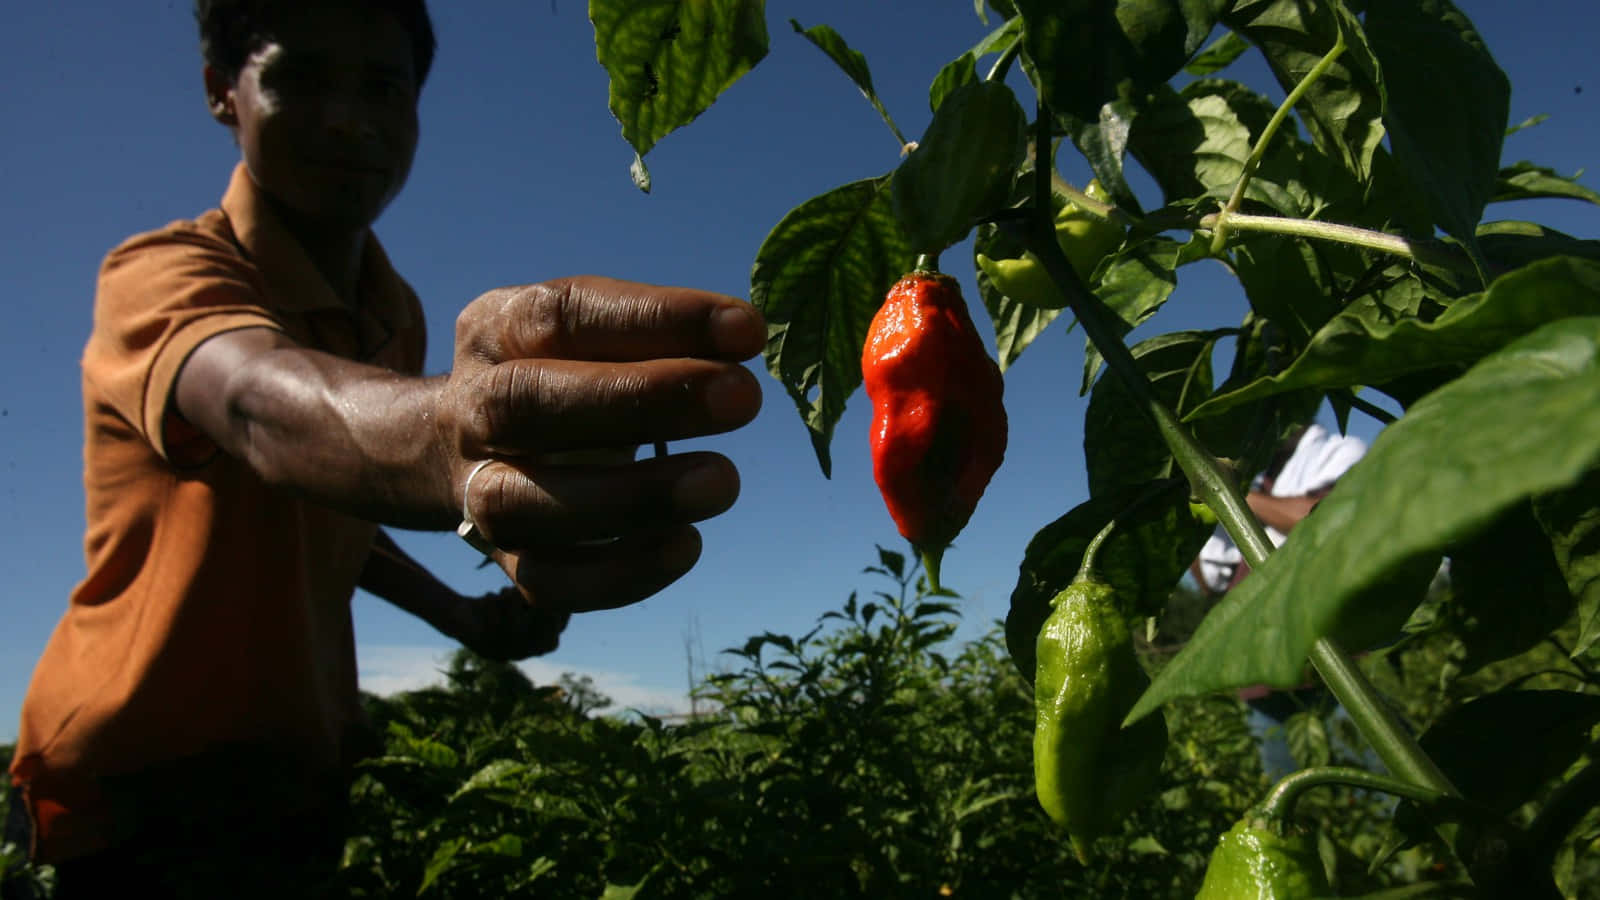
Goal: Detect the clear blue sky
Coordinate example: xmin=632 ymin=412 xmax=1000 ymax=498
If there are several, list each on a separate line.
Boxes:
xmin=2 ymin=1 xmax=1596 ymax=737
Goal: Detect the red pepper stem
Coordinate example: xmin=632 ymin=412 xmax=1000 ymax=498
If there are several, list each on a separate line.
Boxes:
xmin=913 ymin=253 xmax=941 ymax=274
xmin=918 ymin=544 xmax=946 ymax=594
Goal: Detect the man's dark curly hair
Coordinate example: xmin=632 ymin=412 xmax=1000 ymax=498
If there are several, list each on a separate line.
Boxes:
xmin=195 ymin=0 xmax=437 ymax=88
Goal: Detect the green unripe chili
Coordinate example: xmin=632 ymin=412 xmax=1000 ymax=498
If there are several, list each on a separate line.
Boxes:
xmin=1196 ymin=817 xmax=1332 ymax=899
xmin=1032 ymin=575 xmax=1167 ymax=862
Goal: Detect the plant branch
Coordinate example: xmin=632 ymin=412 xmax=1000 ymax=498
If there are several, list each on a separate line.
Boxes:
xmin=985 ymin=38 xmax=1022 ymax=83
xmin=1259 ymin=765 xmax=1450 ymax=827
xmin=1022 ymin=98 xmax=1460 ymax=806
xmin=1211 ymin=28 xmax=1346 ymax=254
xmin=1200 ymin=212 xmax=1476 ymax=274
xmin=1342 ymin=389 xmax=1399 ymax=426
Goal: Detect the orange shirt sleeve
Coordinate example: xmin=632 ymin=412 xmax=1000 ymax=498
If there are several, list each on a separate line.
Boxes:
xmin=83 ymin=218 xmax=285 ymax=464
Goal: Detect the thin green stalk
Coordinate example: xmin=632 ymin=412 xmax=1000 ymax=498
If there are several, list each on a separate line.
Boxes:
xmin=1342 ymin=390 xmax=1399 ymax=426
xmin=1024 ymin=97 xmax=1459 ymax=803
xmin=1200 ymin=212 xmax=1476 ymax=274
xmin=1259 ymin=765 xmax=1450 ymax=827
xmin=986 ymin=38 xmax=1023 ymax=83
xmin=1210 ymin=30 xmax=1347 ymax=255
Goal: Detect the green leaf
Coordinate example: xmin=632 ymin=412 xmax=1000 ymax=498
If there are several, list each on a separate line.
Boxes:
xmin=1189 ymin=257 xmax=1600 ymax=421
xmin=1479 ymin=221 xmax=1600 ymax=272
xmin=1230 ymin=233 xmax=1350 ymax=351
xmin=449 ymin=759 xmax=527 ymax=802
xmin=790 ymin=20 xmax=906 ymax=145
xmin=1184 ymin=29 xmax=1249 ymax=75
xmin=1128 ymin=81 xmax=1308 ymax=214
xmin=1364 ymin=0 xmax=1510 ymax=244
xmin=1004 ymin=481 xmax=1212 ymax=682
xmin=1012 ymin=0 xmax=1230 ymax=122
xmin=1080 ymin=239 xmax=1185 ymax=394
xmin=1447 ymin=504 xmax=1577 ymax=675
xmin=1535 ymin=468 xmax=1600 ymax=655
xmin=590 ymin=0 xmax=770 ymax=191
xmin=750 ymin=176 xmax=911 ymax=477
xmin=975 ymin=223 xmax=1066 ymax=371
xmin=929 ymin=54 xmax=977 ymax=114
xmin=1284 ymin=710 xmax=1332 ymax=768
xmin=1224 ymin=0 xmax=1385 ymax=182
xmin=1419 ymin=691 xmax=1600 ymax=820
xmin=1492 ymin=161 xmax=1600 ymax=207
xmin=1085 ymin=330 xmax=1224 ymax=497
xmin=418 ymin=837 xmax=467 ymax=895
xmin=1129 ymin=316 xmax=1600 ymax=723
xmin=891 ymin=80 xmax=1028 ymax=254
xmin=1053 ymin=98 xmax=1146 ymax=215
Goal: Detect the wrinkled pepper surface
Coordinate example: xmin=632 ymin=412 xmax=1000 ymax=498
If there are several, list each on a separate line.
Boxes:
xmin=862 ymin=269 xmax=1007 ymax=590
xmin=1196 ymin=817 xmax=1332 ymax=899
xmin=1033 ymin=576 xmax=1167 ymax=863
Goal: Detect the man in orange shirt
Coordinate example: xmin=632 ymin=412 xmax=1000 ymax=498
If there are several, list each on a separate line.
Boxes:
xmin=3 ymin=1 xmax=765 ymax=895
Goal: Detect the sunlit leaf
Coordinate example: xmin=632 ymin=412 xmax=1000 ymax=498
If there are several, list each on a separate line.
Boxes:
xmin=1492 ymin=161 xmax=1600 ymax=208
xmin=1184 ymin=29 xmax=1249 ymax=75
xmin=751 ymin=176 xmax=912 ymax=477
xmin=1130 ymin=316 xmax=1600 ymax=723
xmin=790 ymin=20 xmax=906 ymax=144
xmin=1189 ymin=256 xmax=1600 ymax=420
xmin=590 ymin=0 xmax=769 ymax=191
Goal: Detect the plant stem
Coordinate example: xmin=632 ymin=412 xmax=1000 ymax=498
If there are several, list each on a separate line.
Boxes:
xmin=1024 ymin=98 xmax=1460 ymax=804
xmin=1259 ymin=765 xmax=1450 ymax=826
xmin=1211 ymin=29 xmax=1346 ymax=255
xmin=1200 ymin=212 xmax=1476 ymax=274
xmin=1343 ymin=390 xmax=1399 ymax=426
xmin=985 ymin=38 xmax=1023 ymax=83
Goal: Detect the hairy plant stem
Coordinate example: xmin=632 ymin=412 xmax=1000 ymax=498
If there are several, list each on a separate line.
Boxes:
xmin=1259 ymin=765 xmax=1449 ymax=829
xmin=1211 ymin=29 xmax=1346 ymax=255
xmin=1200 ymin=212 xmax=1476 ymax=274
xmin=1023 ymin=99 xmax=1459 ymax=802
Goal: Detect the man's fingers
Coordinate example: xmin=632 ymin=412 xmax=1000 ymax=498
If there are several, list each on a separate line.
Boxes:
xmin=464 ymin=277 xmax=766 ymax=364
xmin=465 ymin=453 xmax=740 ymax=547
xmin=458 ymin=357 xmax=761 ymax=457
xmin=510 ymin=526 xmax=704 ymax=613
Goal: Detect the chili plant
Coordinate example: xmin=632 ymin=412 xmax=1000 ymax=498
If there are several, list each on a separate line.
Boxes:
xmin=588 ymin=0 xmax=1600 ymax=894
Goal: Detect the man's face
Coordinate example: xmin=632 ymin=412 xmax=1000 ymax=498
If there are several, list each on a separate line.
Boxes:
xmin=209 ymin=6 xmax=420 ymax=231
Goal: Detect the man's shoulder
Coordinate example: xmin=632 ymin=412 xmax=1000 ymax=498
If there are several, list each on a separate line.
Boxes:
xmin=101 ymin=207 xmax=242 ymax=272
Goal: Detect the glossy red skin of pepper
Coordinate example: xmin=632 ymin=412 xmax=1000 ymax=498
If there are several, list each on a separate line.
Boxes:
xmin=862 ymin=271 xmax=1007 ymax=560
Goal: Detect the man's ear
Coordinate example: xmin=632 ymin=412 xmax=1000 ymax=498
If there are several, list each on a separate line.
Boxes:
xmin=203 ymin=64 xmax=238 ymax=127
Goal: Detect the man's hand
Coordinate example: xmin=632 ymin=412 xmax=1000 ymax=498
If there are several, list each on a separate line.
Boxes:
xmin=440 ymin=277 xmax=766 ymax=612
xmin=448 ymin=585 xmax=571 ymax=661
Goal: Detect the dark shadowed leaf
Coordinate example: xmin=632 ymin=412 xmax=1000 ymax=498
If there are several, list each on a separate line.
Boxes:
xmin=1080 ymin=239 xmax=1186 ymax=393
xmin=1230 ymin=234 xmax=1349 ymax=349
xmin=1224 ymin=0 xmax=1384 ymax=181
xmin=1448 ymin=504 xmax=1577 ymax=675
xmin=1184 ymin=29 xmax=1249 ymax=75
xmin=1479 ymin=221 xmax=1600 ymax=272
xmin=1535 ymin=468 xmax=1600 ymax=656
xmin=1189 ymin=257 xmax=1600 ymax=420
xmin=1129 ymin=316 xmax=1600 ymax=723
xmin=1004 ymin=481 xmax=1211 ymax=681
xmin=1086 ymin=330 xmax=1224 ymax=497
xmin=1012 ymin=0 xmax=1230 ymax=122
xmin=1364 ymin=0 xmax=1510 ymax=244
xmin=892 ymin=81 xmax=1028 ymax=254
xmin=590 ymin=0 xmax=769 ymax=190
xmin=1058 ymin=101 xmax=1146 ymax=215
xmin=1419 ymin=691 xmax=1600 ymax=820
xmin=751 ymin=176 xmax=912 ymax=477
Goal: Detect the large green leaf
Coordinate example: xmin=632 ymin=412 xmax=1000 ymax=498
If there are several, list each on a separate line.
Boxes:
xmin=1479 ymin=221 xmax=1600 ymax=272
xmin=1364 ymin=0 xmax=1509 ymax=244
xmin=1128 ymin=81 xmax=1308 ymax=214
xmin=1004 ymin=480 xmax=1212 ymax=682
xmin=974 ymin=222 xmax=1065 ymax=372
xmin=1012 ymin=0 xmax=1230 ymax=122
xmin=1085 ymin=330 xmax=1224 ymax=497
xmin=1535 ymin=468 xmax=1600 ymax=656
xmin=1128 ymin=316 xmax=1600 ymax=723
xmin=1447 ymin=503 xmax=1578 ymax=675
xmin=1223 ymin=0 xmax=1385 ymax=182
xmin=891 ymin=81 xmax=1028 ymax=255
xmin=1189 ymin=256 xmax=1600 ymax=420
xmin=1059 ymin=101 xmax=1145 ymax=215
xmin=1492 ymin=162 xmax=1600 ymax=208
xmin=931 ymin=18 xmax=1026 ymax=113
xmin=590 ymin=0 xmax=770 ymax=191
xmin=751 ymin=176 xmax=911 ymax=477
xmin=1229 ymin=234 xmax=1350 ymax=351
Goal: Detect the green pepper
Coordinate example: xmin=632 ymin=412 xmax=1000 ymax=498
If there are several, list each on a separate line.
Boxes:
xmin=1032 ymin=575 xmax=1167 ymax=862
xmin=976 ymin=180 xmax=1123 ymax=309
xmin=1195 ymin=817 xmax=1332 ymax=899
